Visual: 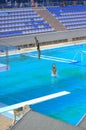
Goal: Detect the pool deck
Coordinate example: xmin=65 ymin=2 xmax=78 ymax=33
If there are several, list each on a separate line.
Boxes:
xmin=9 ymin=110 xmax=86 ymax=130
xmin=0 ymin=114 xmax=12 ymax=130
xmin=0 ymin=110 xmax=86 ymax=130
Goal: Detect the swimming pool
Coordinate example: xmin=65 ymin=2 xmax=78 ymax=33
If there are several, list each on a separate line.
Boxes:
xmin=0 ymin=42 xmax=86 ymax=125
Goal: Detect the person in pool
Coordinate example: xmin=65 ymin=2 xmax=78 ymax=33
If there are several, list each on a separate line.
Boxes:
xmin=52 ymin=64 xmax=57 ymax=77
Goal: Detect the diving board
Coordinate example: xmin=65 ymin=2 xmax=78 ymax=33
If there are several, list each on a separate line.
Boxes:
xmin=0 ymin=91 xmax=70 ymax=113
xmin=0 ymin=63 xmax=8 ymax=72
xmin=24 ymin=53 xmax=77 ymax=64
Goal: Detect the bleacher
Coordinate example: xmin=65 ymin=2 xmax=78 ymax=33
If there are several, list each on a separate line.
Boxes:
xmin=0 ymin=5 xmax=86 ymax=38
xmin=46 ymin=5 xmax=86 ymax=30
xmin=0 ymin=8 xmax=54 ymax=37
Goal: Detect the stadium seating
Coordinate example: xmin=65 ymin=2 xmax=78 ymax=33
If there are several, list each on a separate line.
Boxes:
xmin=46 ymin=5 xmax=86 ymax=30
xmin=0 ymin=8 xmax=54 ymax=37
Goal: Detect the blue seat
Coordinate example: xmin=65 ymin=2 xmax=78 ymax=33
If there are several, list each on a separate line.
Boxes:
xmin=0 ymin=8 xmax=54 ymax=37
xmin=46 ymin=6 xmax=86 ymax=30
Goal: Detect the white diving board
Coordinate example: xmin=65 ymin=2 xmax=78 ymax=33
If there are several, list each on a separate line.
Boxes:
xmin=0 ymin=91 xmax=70 ymax=113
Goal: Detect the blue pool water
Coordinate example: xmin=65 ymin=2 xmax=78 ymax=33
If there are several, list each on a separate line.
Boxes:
xmin=0 ymin=42 xmax=86 ymax=125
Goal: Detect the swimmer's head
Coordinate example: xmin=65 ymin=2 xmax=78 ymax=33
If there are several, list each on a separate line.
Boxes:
xmin=53 ymin=65 xmax=56 ymax=67
xmin=52 ymin=64 xmax=56 ymax=68
xmin=52 ymin=64 xmax=58 ymax=77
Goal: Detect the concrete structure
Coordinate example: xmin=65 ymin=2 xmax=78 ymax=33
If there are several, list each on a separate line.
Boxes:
xmin=0 ymin=28 xmax=86 ymax=47
xmin=10 ymin=110 xmax=86 ymax=130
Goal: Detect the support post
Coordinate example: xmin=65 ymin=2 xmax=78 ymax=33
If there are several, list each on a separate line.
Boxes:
xmin=34 ymin=36 xmax=41 ymax=59
xmin=6 ymin=46 xmax=9 ymax=70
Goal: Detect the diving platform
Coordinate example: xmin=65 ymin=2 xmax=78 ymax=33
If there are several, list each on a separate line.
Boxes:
xmin=0 ymin=63 xmax=8 ymax=72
